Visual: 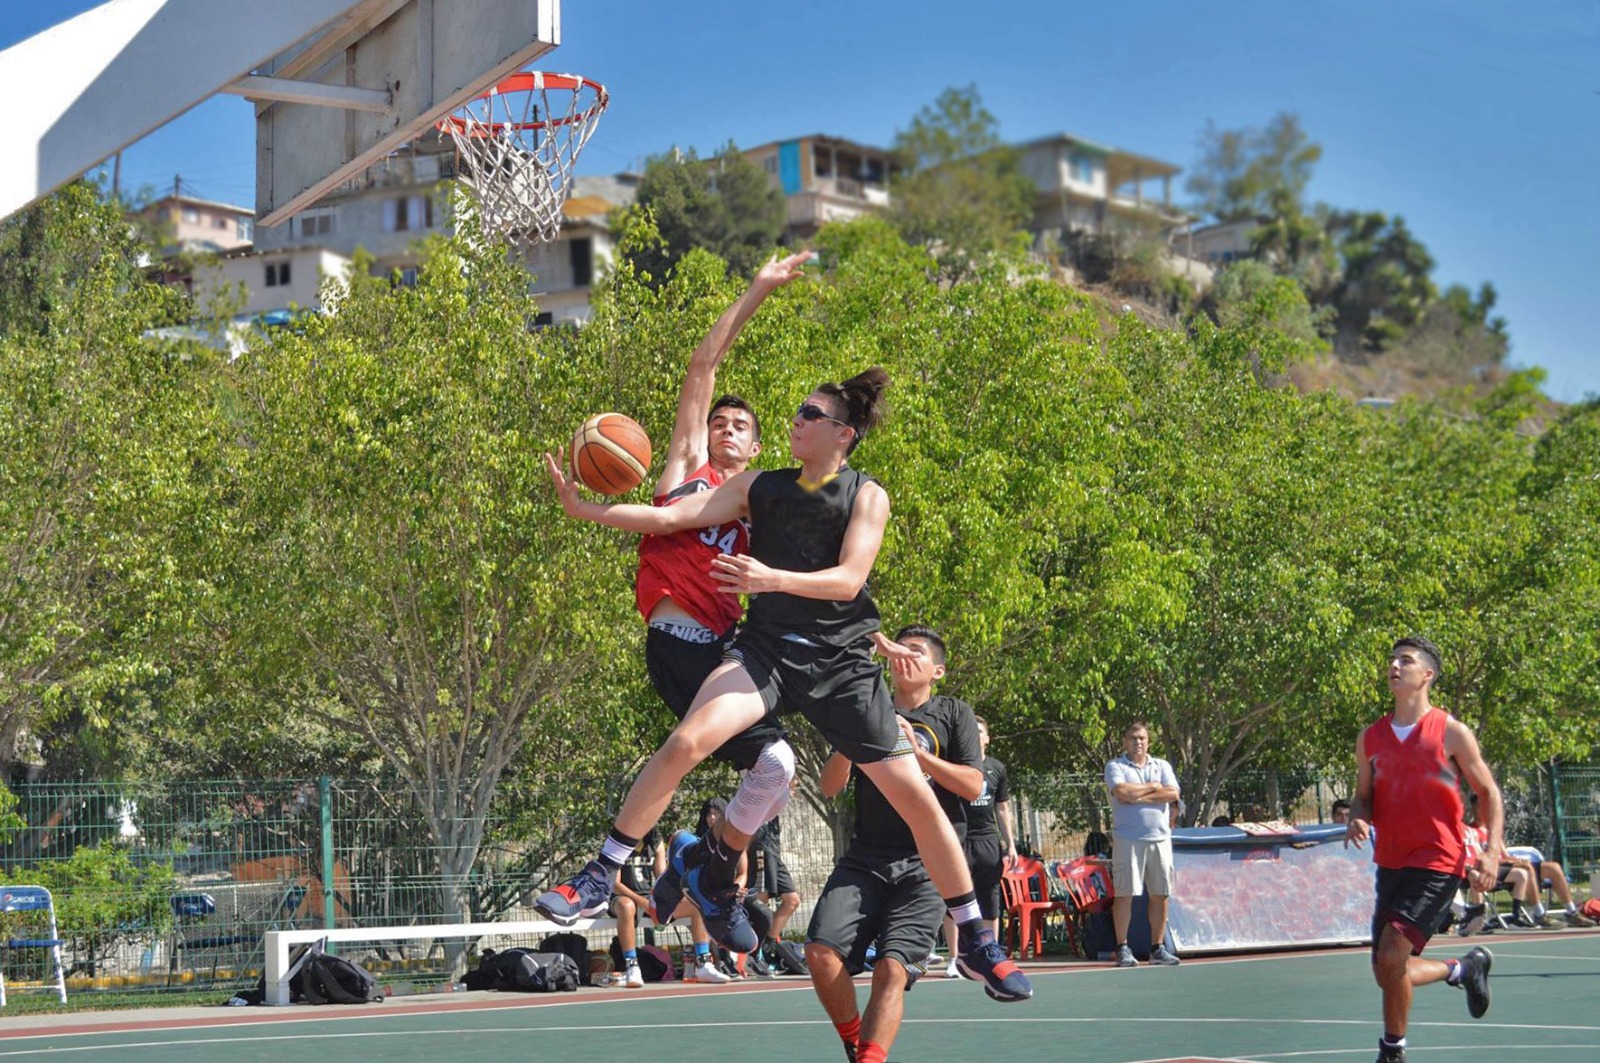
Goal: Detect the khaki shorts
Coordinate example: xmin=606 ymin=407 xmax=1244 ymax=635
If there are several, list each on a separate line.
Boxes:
xmin=1112 ymin=837 xmax=1174 ymax=897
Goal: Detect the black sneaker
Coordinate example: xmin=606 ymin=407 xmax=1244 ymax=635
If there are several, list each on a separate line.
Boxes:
xmin=1460 ymin=945 xmax=1492 ymax=1018
xmin=1375 ymin=1042 xmax=1406 ymax=1063
xmin=745 ymin=946 xmax=775 ymax=979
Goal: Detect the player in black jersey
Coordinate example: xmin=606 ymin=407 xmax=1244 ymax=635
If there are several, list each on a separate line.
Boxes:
xmin=536 ymin=368 xmax=1032 ymax=1003
xmin=806 ymin=625 xmax=986 ymax=1063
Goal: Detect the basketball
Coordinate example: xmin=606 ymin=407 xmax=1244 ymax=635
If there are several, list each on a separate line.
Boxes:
xmin=570 ymin=413 xmax=652 ymax=495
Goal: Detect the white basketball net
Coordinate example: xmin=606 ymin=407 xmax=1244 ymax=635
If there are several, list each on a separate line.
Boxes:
xmin=436 ymin=72 xmax=609 ymax=248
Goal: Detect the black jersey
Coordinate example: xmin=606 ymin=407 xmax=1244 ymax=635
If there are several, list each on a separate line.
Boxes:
xmin=850 ymin=694 xmax=982 ymax=855
xmin=966 ymin=755 xmax=1010 ymax=838
xmin=742 ymin=467 xmax=881 ymax=647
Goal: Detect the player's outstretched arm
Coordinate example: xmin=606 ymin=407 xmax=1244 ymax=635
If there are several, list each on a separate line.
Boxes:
xmin=708 ymin=479 xmax=889 ymax=601
xmin=547 ymin=453 xmax=753 ymax=533
xmin=658 ymin=250 xmax=814 ymax=493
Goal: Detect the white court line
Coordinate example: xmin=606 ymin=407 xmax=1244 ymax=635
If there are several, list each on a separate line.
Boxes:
xmin=8 ymin=1015 xmax=1600 ymax=1057
xmin=1483 ymin=952 xmax=1600 ymax=961
xmin=1239 ymin=1047 xmax=1600 ymax=1060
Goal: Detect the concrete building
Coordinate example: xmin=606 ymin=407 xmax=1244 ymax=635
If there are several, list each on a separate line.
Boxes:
xmin=229 ymin=140 xmax=636 ymax=325
xmin=140 ymin=192 xmax=255 ymax=253
xmin=744 ymin=135 xmax=898 ymax=240
xmin=1017 ymin=132 xmax=1188 ymax=242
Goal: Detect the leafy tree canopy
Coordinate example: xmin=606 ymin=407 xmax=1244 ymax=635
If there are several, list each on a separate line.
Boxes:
xmin=625 ymin=142 xmax=787 ymax=284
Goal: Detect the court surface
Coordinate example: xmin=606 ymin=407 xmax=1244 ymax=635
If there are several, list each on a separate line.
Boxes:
xmin=1 ymin=931 xmax=1594 ymax=1062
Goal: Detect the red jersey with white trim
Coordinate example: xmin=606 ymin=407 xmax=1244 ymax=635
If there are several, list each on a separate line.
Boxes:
xmin=635 ymin=461 xmax=750 ymax=634
xmin=1362 ymin=707 xmax=1467 ymax=875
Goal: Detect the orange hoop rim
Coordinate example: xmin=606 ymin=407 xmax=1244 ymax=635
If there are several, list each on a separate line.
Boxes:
xmin=435 ymin=72 xmax=609 ymax=137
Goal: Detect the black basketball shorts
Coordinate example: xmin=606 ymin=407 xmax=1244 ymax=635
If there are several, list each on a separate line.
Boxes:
xmin=644 ymin=625 xmax=785 ymax=771
xmin=807 ymin=848 xmax=943 ymax=974
xmin=965 ymin=832 xmax=1005 ymax=920
xmin=724 ymin=629 xmax=904 ymax=765
xmin=1372 ymin=865 xmax=1465 ymax=957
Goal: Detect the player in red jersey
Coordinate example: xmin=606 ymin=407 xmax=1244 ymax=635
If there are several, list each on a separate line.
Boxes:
xmin=538 ymin=251 xmax=814 ymax=928
xmin=1345 ymin=636 xmax=1503 ymax=1063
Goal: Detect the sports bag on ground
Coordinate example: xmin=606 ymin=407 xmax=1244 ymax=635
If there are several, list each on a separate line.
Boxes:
xmin=300 ymin=951 xmax=382 ymax=1004
xmin=539 ymin=931 xmax=595 ymax=986
xmin=477 ymin=947 xmax=580 ymax=992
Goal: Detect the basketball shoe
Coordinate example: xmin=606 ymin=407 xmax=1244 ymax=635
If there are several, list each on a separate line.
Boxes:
xmin=532 ymin=859 xmax=612 ymax=925
xmin=955 ymin=925 xmax=1033 ymax=1002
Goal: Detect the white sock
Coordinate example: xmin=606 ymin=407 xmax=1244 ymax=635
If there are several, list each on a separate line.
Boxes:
xmin=1566 ymin=902 xmax=1579 ymax=914
xmin=1531 ymin=902 xmax=1547 ymax=919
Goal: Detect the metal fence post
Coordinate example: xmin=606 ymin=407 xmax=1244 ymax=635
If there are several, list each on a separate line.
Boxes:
xmin=320 ymin=776 xmax=335 ymax=930
xmin=1549 ymin=761 xmax=1566 ymax=867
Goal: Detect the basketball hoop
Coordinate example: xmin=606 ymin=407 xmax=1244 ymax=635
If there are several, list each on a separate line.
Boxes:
xmin=435 ymin=72 xmax=609 ymax=248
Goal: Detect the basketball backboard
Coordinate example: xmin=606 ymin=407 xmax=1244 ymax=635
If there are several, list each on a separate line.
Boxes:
xmin=0 ymin=0 xmax=558 ymax=227
xmin=252 ymin=0 xmax=560 ymax=226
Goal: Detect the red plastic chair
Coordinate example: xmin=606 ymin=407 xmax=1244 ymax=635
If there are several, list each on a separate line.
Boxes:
xmin=1000 ymin=857 xmax=1068 ymax=959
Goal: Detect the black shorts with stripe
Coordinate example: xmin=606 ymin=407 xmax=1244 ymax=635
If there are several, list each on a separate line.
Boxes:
xmin=724 ymin=628 xmax=903 ymax=765
xmin=1372 ymin=865 xmax=1465 ymax=957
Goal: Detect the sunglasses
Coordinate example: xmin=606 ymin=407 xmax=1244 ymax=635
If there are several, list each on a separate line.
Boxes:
xmin=796 ymin=403 xmax=852 ymax=429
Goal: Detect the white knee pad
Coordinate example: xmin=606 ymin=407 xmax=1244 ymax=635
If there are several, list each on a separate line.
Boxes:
xmin=727 ymin=739 xmax=796 ymax=836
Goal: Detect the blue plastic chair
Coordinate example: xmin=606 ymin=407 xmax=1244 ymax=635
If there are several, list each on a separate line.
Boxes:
xmin=0 ymin=885 xmax=68 ymax=1006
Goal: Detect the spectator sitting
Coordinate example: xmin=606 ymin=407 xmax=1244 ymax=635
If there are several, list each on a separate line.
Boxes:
xmin=1459 ymin=812 xmax=1597 ymax=931
xmin=1210 ymin=815 xmax=1234 ymax=828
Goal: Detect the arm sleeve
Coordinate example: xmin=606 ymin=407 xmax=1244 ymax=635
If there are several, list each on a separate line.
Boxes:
xmin=994 ymin=760 xmax=1011 ymax=804
xmin=1104 ymin=758 xmax=1123 ymax=794
xmin=1161 ymin=759 xmax=1179 ymax=790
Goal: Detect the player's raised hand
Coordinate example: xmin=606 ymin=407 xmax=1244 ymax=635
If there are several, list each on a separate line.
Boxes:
xmin=545 ymin=450 xmax=584 ymax=515
xmin=754 ymin=250 xmax=815 ymax=289
xmin=871 ymin=631 xmax=922 ymax=663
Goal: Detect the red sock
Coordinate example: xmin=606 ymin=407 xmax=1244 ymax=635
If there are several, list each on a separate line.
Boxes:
xmin=834 ymin=1015 xmax=861 ymax=1050
xmin=857 ymin=1042 xmax=888 ymax=1063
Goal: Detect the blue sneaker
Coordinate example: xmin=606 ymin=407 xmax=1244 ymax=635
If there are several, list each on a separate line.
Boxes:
xmin=683 ymin=865 xmax=760 ymax=954
xmin=533 ymin=860 xmax=612 ymax=926
xmin=650 ymin=830 xmax=702 ymax=923
xmin=955 ymin=927 xmax=1033 ymax=1002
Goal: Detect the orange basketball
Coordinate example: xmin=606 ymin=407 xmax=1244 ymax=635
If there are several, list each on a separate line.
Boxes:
xmin=571 ymin=413 xmax=652 ymax=495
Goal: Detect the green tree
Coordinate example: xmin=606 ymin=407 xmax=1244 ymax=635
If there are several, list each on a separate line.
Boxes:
xmin=0 ymin=185 xmax=204 ymax=779
xmin=1324 ymin=209 xmax=1438 ymax=353
xmin=21 ymin=840 xmax=176 ymax=976
xmin=1187 ymin=112 xmax=1322 ymax=223
xmin=625 ymin=143 xmax=786 ymax=284
xmin=888 ymin=85 xmax=1036 ymax=282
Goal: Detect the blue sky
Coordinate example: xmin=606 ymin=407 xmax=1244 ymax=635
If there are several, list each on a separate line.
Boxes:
xmin=6 ymin=0 xmax=1597 ymax=400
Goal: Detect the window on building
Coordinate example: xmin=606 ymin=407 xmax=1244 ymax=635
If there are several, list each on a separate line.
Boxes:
xmin=213 ymin=216 xmax=229 ymax=229
xmin=182 ymin=207 xmax=200 ymax=223
xmin=237 ymin=218 xmax=253 ymax=241
xmin=395 ymin=267 xmax=420 ymax=289
xmin=264 ymin=261 xmax=291 ymax=287
xmin=1072 ymin=154 xmax=1095 ymax=184
xmin=532 ymin=311 xmax=554 ymax=328
xmin=299 ymin=211 xmax=335 ymax=237
xmin=570 ymin=237 xmax=594 ymax=288
xmin=382 ymin=195 xmax=432 ymax=232
xmin=763 ymin=154 xmax=778 ymax=175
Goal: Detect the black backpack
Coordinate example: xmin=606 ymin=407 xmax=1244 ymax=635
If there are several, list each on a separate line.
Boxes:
xmin=300 ymin=951 xmax=382 ymax=1005
xmin=773 ymin=939 xmax=809 ymax=976
xmin=538 ymin=931 xmax=594 ymax=986
xmin=478 ymin=947 xmax=580 ymax=992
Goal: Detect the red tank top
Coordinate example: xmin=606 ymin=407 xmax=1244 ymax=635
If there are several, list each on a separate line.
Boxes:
xmin=634 ymin=461 xmax=750 ymax=634
xmin=1363 ymin=708 xmax=1467 ymax=875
